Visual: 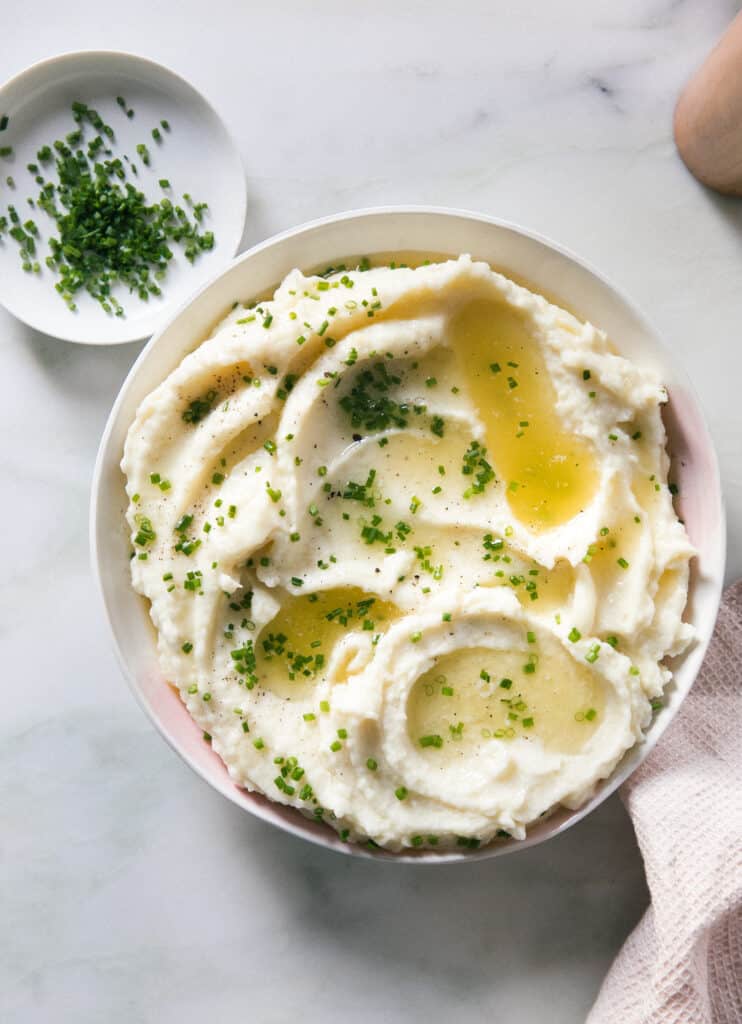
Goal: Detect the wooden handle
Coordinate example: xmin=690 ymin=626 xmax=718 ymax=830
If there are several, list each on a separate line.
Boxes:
xmin=675 ymin=12 xmax=742 ymax=195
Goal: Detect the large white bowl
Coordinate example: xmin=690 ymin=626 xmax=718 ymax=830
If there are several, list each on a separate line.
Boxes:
xmin=91 ymin=207 xmax=725 ymax=862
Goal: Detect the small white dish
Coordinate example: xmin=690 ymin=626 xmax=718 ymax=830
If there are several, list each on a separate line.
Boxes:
xmin=91 ymin=207 xmax=725 ymax=862
xmin=0 ymin=50 xmax=246 ymax=344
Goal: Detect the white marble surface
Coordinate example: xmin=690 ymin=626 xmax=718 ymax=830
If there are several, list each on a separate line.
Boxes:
xmin=2 ymin=2 xmax=741 ymax=1021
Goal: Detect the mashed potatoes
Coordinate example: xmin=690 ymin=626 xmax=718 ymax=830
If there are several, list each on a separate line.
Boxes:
xmin=122 ymin=255 xmax=694 ymax=851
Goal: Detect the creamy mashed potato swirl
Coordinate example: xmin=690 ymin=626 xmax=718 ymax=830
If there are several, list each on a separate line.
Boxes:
xmin=122 ymin=256 xmax=694 ymax=851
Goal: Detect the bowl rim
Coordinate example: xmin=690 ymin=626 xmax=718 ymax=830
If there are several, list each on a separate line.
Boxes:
xmin=90 ymin=204 xmax=726 ymax=862
xmin=0 ymin=47 xmax=247 ymax=345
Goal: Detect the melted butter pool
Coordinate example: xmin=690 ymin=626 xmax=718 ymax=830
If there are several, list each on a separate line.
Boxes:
xmin=450 ymin=297 xmax=599 ymax=532
xmin=407 ymin=641 xmax=604 ymax=758
xmin=256 ymin=587 xmax=399 ymax=698
xmin=480 ymin=556 xmax=576 ymax=614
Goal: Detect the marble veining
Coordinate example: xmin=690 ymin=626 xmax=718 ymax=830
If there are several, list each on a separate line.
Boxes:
xmin=1 ymin=1 xmax=740 ymax=1021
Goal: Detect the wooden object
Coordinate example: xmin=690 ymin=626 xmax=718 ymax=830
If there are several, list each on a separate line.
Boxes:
xmin=675 ymin=12 xmax=742 ymax=195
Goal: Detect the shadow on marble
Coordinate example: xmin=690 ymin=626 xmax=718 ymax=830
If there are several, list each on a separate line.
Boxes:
xmin=685 ymin=172 xmax=742 ymax=239
xmin=18 ymin=323 xmax=144 ymax=405
xmin=219 ymin=788 xmax=648 ymax=1017
xmin=238 ymin=187 xmax=271 ymax=253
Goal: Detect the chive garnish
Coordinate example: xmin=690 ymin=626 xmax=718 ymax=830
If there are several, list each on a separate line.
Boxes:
xmin=1 ymin=101 xmax=215 ymax=315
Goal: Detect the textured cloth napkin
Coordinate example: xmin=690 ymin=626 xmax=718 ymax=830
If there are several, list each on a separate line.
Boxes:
xmin=587 ymin=581 xmax=742 ymax=1024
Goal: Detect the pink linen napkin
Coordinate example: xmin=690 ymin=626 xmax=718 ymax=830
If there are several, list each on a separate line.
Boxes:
xmin=587 ymin=581 xmax=742 ymax=1024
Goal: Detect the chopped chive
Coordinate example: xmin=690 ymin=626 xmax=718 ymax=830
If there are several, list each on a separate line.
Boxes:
xmin=5 ymin=103 xmax=215 ymax=315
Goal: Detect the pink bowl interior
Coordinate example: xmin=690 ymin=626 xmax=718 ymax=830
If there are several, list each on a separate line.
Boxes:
xmin=91 ymin=208 xmax=725 ymax=862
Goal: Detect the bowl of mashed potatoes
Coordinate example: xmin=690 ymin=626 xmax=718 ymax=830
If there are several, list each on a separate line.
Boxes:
xmin=91 ymin=207 xmax=725 ymax=860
